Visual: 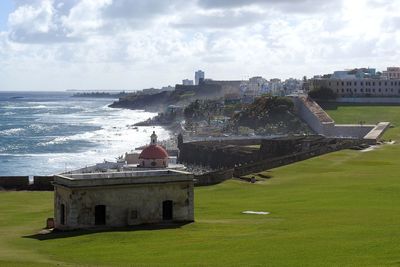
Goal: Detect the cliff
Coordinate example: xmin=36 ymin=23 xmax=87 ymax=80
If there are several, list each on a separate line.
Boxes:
xmin=109 ymin=82 xmax=227 ymax=112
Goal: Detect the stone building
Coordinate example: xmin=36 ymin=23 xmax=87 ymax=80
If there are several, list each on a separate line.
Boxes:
xmin=53 ymin=169 xmax=194 ymax=230
xmin=310 ymin=77 xmax=400 ymax=97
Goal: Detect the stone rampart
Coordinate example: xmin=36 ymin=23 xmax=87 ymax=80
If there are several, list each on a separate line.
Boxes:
xmin=178 ymin=139 xmax=262 ymax=169
xmin=233 ymin=139 xmax=361 ymax=177
xmin=292 ymin=96 xmax=334 ymax=135
xmin=293 ymin=96 xmax=389 ymax=141
xmin=31 ymin=176 xmax=54 ymax=191
xmin=0 ymin=176 xmax=30 ymax=190
xmin=194 ymin=169 xmax=234 ymax=186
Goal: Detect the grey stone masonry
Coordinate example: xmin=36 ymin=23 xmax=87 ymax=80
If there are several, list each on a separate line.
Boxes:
xmin=53 ymin=169 xmax=194 ymax=230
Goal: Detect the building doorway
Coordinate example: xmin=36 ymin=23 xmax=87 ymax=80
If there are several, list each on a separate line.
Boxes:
xmin=60 ymin=204 xmax=65 ymax=225
xmin=95 ymin=205 xmax=106 ymax=225
xmin=162 ymin=200 xmax=173 ymax=221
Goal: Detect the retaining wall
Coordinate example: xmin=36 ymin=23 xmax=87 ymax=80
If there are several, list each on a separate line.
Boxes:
xmin=194 ymin=169 xmax=234 ymax=186
xmin=31 ymin=176 xmax=54 ymax=191
xmin=292 ymin=96 xmax=334 ymax=135
xmin=0 ymin=176 xmax=54 ymax=191
xmin=0 ymin=176 xmax=30 ymax=190
xmin=233 ymin=139 xmax=361 ymax=177
xmin=328 ymin=125 xmax=375 ymax=139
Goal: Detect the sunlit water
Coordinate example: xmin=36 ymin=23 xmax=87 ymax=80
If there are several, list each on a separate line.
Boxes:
xmin=0 ymin=92 xmax=169 ymax=175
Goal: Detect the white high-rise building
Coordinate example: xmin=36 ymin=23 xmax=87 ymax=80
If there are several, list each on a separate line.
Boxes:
xmin=182 ymin=79 xmax=194 ymax=85
xmin=195 ymin=70 xmax=205 ymax=85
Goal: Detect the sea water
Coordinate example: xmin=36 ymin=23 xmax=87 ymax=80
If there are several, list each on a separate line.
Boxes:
xmin=0 ymin=91 xmax=169 ymax=175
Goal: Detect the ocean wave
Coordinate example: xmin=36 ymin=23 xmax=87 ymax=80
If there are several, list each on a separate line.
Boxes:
xmin=0 ymin=128 xmax=25 ymax=136
xmin=2 ymin=111 xmax=16 ymax=116
xmin=28 ymin=124 xmax=59 ymax=133
xmin=37 ymin=136 xmax=69 ymax=147
xmin=0 ymin=95 xmax=170 ymax=175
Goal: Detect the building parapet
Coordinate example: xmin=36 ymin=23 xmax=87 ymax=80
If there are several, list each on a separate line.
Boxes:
xmin=55 ymin=170 xmax=193 ymax=188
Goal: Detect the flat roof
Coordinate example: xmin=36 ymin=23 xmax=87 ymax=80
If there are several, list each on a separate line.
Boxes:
xmin=55 ymin=169 xmax=193 ymax=188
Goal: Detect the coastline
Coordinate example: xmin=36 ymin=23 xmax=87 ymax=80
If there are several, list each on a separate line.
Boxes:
xmin=0 ymin=92 xmax=171 ymax=176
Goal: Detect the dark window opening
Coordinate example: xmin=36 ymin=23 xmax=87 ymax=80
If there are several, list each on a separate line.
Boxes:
xmin=95 ymin=205 xmax=106 ymax=225
xmin=162 ymin=200 xmax=173 ymax=221
xmin=130 ymin=210 xmax=138 ymax=220
xmin=60 ymin=204 xmax=65 ymax=225
xmin=151 ymin=161 xmax=156 ymax=166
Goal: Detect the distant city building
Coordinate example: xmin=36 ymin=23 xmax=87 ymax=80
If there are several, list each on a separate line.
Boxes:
xmin=195 ymin=70 xmax=205 ymax=85
xmin=310 ymin=67 xmax=400 ymax=97
xmin=382 ymin=67 xmax=400 ymax=80
xmin=332 ymin=68 xmax=377 ymax=79
xmin=311 ymin=78 xmax=400 ymax=97
xmin=182 ymin=79 xmax=194 ymax=86
xmin=160 ymin=85 xmax=175 ymax=91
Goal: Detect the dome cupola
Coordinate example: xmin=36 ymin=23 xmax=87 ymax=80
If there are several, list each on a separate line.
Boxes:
xmin=138 ymin=131 xmax=169 ymax=168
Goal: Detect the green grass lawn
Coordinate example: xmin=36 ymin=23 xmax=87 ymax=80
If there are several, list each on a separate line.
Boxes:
xmin=326 ymin=104 xmax=400 ymax=140
xmin=1 ymin=105 xmax=400 ymax=266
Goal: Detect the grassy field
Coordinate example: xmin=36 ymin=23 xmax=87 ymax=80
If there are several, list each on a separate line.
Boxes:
xmin=1 ymin=105 xmax=400 ymax=266
xmin=326 ymin=104 xmax=400 ymax=140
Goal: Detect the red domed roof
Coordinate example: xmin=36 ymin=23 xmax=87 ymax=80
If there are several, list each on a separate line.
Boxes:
xmin=139 ymin=145 xmax=168 ymax=159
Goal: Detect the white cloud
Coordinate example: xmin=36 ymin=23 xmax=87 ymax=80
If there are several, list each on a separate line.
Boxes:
xmin=0 ymin=0 xmax=399 ymax=90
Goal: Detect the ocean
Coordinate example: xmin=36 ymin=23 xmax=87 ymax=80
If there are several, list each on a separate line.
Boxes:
xmin=0 ymin=91 xmax=169 ymax=176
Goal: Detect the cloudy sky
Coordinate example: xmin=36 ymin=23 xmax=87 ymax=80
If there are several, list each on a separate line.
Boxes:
xmin=0 ymin=0 xmax=399 ymax=91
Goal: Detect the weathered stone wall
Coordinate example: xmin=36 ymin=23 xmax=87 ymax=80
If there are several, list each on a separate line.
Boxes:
xmin=179 ymin=136 xmax=344 ymax=170
xmin=54 ymin=182 xmax=194 ymax=230
xmin=234 ymin=139 xmax=362 ymax=177
xmin=194 ymin=169 xmax=234 ymax=186
xmin=328 ymin=125 xmax=374 ymax=139
xmin=31 ymin=176 xmax=54 ymax=191
xmin=178 ymin=139 xmax=263 ymax=169
xmin=0 ymin=176 xmax=54 ymax=191
xmin=292 ymin=96 xmax=335 ymax=135
xmin=0 ymin=176 xmax=29 ymax=190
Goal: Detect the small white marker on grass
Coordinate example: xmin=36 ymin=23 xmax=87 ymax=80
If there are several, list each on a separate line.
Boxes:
xmin=242 ymin=211 xmax=270 ymax=215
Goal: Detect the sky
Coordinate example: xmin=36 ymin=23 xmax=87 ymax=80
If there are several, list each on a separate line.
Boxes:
xmin=0 ymin=0 xmax=399 ymax=91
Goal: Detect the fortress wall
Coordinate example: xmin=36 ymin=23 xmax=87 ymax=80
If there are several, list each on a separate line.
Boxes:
xmin=233 ymin=139 xmax=361 ymax=177
xmin=31 ymin=176 xmax=54 ymax=191
xmin=194 ymin=169 xmax=234 ymax=186
xmin=178 ymin=141 xmax=260 ymax=169
xmin=0 ymin=176 xmax=29 ymax=190
xmin=328 ymin=125 xmax=375 ymax=139
xmin=293 ymin=96 xmax=334 ymax=135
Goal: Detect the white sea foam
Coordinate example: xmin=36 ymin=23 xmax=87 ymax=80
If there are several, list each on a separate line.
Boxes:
xmin=0 ymin=94 xmax=171 ymax=175
xmin=0 ymin=128 xmax=25 ymax=136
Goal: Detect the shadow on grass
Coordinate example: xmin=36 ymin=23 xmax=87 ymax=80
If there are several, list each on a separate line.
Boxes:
xmin=24 ymin=222 xmax=192 ymax=241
